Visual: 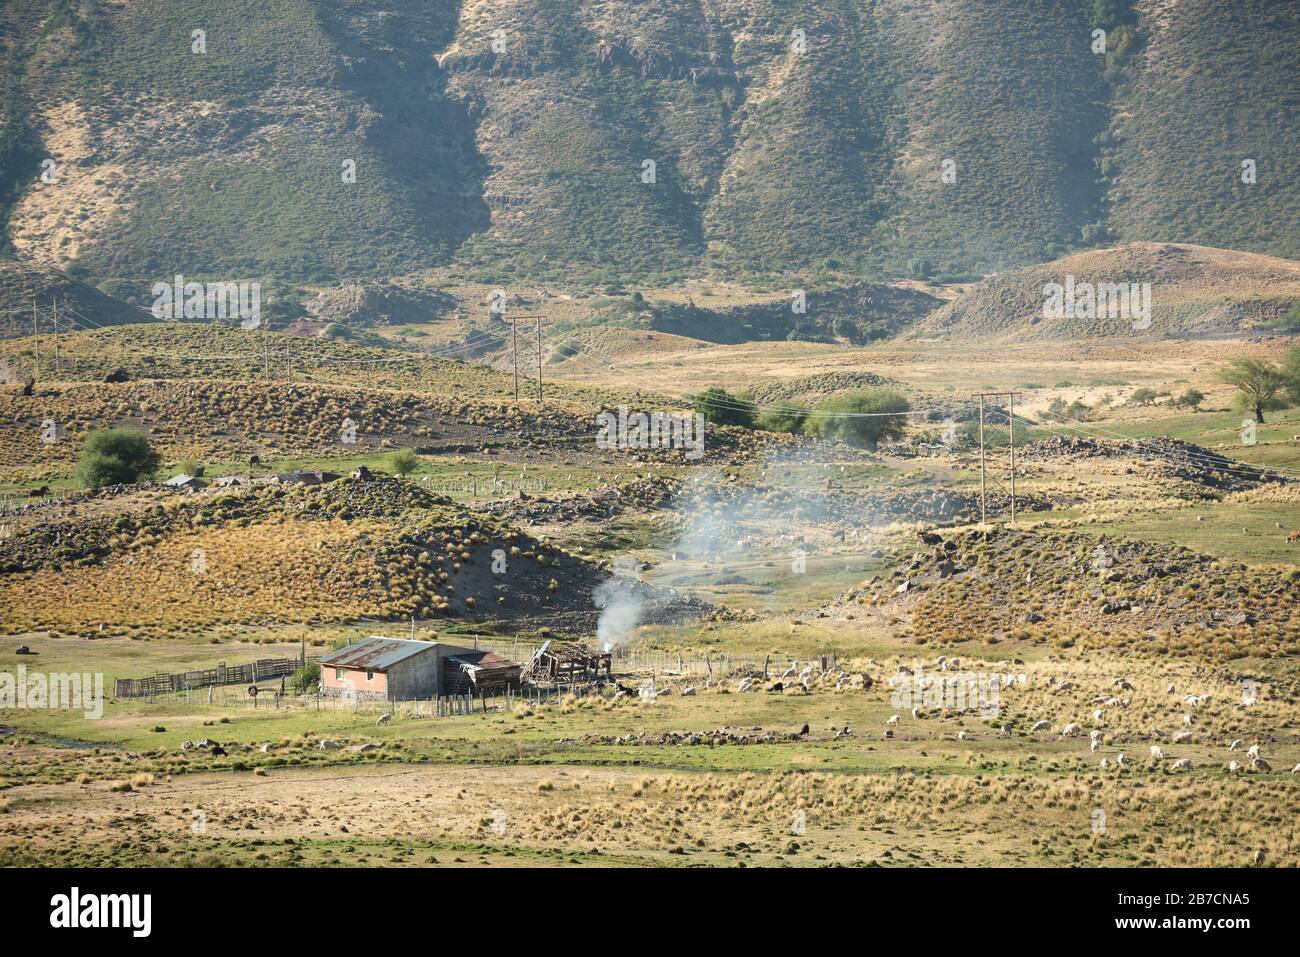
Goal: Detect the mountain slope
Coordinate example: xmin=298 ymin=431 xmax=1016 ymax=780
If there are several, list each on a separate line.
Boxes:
xmin=914 ymin=243 xmax=1300 ymax=341
xmin=0 ymin=0 xmax=1296 ymax=286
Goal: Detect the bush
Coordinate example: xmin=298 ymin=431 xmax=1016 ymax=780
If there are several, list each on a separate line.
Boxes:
xmin=692 ymin=387 xmax=756 ymax=428
xmin=290 ymin=662 xmax=320 ymax=694
xmin=803 ymin=389 xmax=910 ymax=448
xmin=756 ymin=405 xmax=809 ymax=435
xmin=390 ymin=449 xmax=420 ymax=476
xmin=75 ymin=428 xmax=160 ymax=489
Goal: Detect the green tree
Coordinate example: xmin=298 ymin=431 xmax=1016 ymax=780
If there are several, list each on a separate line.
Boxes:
xmin=75 ymin=428 xmax=160 ymax=489
xmin=756 ymin=405 xmax=809 ymax=435
xmin=1174 ymin=388 xmax=1205 ymax=411
xmin=290 ymin=661 xmax=321 ymax=694
xmin=1129 ymin=387 xmax=1158 ymax=406
xmin=389 ymin=448 xmax=420 ymax=476
xmin=803 ymin=390 xmax=910 ymax=449
xmin=1218 ymin=357 xmax=1287 ymax=424
xmin=692 ymin=388 xmax=756 ymax=428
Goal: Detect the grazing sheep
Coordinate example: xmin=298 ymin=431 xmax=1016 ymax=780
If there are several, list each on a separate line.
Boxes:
xmin=376 ymin=713 xmax=392 ymax=725
xmin=1062 ymin=722 xmax=1082 ymax=737
xmin=1090 ymin=739 xmax=1102 ymax=752
xmin=1253 ymin=849 xmax=1266 ymax=866
xmin=1116 ymin=753 xmax=1127 ymax=767
xmin=1251 ymin=757 xmax=1272 ymax=773
xmin=886 ymin=714 xmax=900 ymax=727
xmin=1170 ymin=758 xmax=1192 ymax=770
xmin=1229 ymin=761 xmax=1243 ymax=773
xmin=1247 ymin=744 xmax=1260 ymax=759
xmin=1151 ymin=727 xmax=1169 ymax=738
xmin=681 ymin=686 xmax=696 ymax=696
xmin=1030 ymin=720 xmax=1051 ymax=733
xmin=1229 ymin=739 xmax=1244 ymax=751
xmin=1182 ymin=713 xmax=1193 ymax=726
xmin=1173 ymin=731 xmax=1192 ymax=744
xmin=911 ymin=708 xmax=921 ymax=720
xmin=1100 ymin=758 xmax=1111 ymax=769
xmin=957 ymin=731 xmax=970 ymax=741
xmin=1166 ymin=684 xmax=1175 ymax=694
xmin=1291 ymin=764 xmax=1300 ymax=774
xmin=1092 ymin=709 xmax=1105 ymax=724
xmin=1150 ymin=746 xmax=1164 ymax=760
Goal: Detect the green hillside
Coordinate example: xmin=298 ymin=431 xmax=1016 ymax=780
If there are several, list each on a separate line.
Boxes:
xmin=0 ymin=0 xmax=1296 ymax=288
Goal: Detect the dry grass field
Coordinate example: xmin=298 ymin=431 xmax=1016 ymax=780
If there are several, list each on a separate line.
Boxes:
xmin=1 ymin=324 xmax=1298 ymax=869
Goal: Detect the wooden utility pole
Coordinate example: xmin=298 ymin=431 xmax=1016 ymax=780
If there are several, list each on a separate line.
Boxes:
xmin=511 ymin=318 xmax=519 ymax=403
xmin=52 ymin=299 xmax=59 ymax=374
xmin=32 ymin=299 xmax=39 ymax=374
xmin=1009 ymin=391 xmax=1017 ymax=525
xmin=978 ymin=394 xmax=987 ymax=525
xmin=536 ymin=316 xmax=543 ymax=403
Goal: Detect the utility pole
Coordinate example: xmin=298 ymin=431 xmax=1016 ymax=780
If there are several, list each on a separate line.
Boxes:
xmin=52 ymin=298 xmax=59 ymax=375
xmin=972 ymin=391 xmax=1020 ymax=525
xmin=536 ymin=316 xmax=543 ymax=403
xmin=978 ymin=394 xmax=987 ymax=525
xmin=1009 ymin=391 xmax=1017 ymax=525
xmin=32 ymin=299 xmax=39 ymax=375
xmin=511 ymin=318 xmax=519 ymax=403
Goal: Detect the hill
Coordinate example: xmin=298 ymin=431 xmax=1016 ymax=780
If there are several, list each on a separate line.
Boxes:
xmin=914 ymin=243 xmax=1300 ymax=341
xmin=1 ymin=0 xmax=1296 ymax=286
xmin=0 ymin=259 xmax=152 ymax=341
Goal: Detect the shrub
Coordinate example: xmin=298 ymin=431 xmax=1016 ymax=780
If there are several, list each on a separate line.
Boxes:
xmin=756 ymin=406 xmax=809 ymax=434
xmin=803 ymin=390 xmax=910 ymax=448
xmin=290 ymin=661 xmax=320 ymax=694
xmin=74 ymin=428 xmax=160 ymax=489
xmin=692 ymin=387 xmax=755 ymax=428
xmin=390 ymin=448 xmax=420 ymax=476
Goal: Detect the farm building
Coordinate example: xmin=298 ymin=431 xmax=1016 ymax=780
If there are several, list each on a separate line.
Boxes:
xmin=320 ymin=636 xmax=520 ymax=700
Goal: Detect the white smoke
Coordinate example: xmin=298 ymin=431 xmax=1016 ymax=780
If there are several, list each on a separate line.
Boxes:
xmin=593 ymin=554 xmax=646 ymax=652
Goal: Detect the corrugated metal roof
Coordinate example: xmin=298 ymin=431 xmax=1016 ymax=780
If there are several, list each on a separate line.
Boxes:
xmin=321 ymin=636 xmax=439 ymax=671
xmin=447 ymin=651 xmax=521 ymax=673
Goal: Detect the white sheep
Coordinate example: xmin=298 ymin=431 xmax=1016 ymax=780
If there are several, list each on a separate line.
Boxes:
xmin=1229 ymin=739 xmax=1244 ymax=751
xmin=886 ymin=714 xmax=900 ymax=727
xmin=1173 ymin=731 xmax=1192 ymax=744
xmin=1061 ymin=722 xmax=1082 ymax=737
xmin=911 ymin=707 xmax=921 ymax=720
xmin=1170 ymin=758 xmax=1192 ymax=770
xmin=1229 ymin=761 xmax=1243 ymax=773
xmin=1150 ymin=746 xmax=1164 ymax=760
xmin=1117 ymin=753 xmax=1127 ymax=767
xmin=1099 ymin=757 xmax=1111 ymax=769
xmin=1030 ymin=720 xmax=1051 ymax=733
xmin=1182 ymin=713 xmax=1193 ymax=726
xmin=1291 ymin=764 xmax=1300 ymax=774
xmin=957 ymin=731 xmax=970 ymax=741
xmin=1247 ymin=744 xmax=1260 ymax=759
xmin=1092 ymin=709 xmax=1105 ymax=724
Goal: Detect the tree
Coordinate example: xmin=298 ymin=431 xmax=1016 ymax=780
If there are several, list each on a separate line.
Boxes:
xmin=1129 ymin=387 xmax=1158 ymax=407
xmin=692 ymin=387 xmax=755 ymax=428
xmin=75 ymin=428 xmax=160 ymax=489
xmin=1174 ymin=388 xmax=1205 ymax=411
xmin=803 ymin=390 xmax=910 ymax=449
xmin=1218 ymin=357 xmax=1286 ymax=424
xmin=756 ymin=405 xmax=809 ymax=435
xmin=389 ymin=448 xmax=420 ymax=476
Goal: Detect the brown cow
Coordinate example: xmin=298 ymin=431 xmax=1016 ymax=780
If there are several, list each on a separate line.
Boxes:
xmin=1288 ymin=531 xmax=1300 ymax=543
xmin=26 ymin=485 xmax=50 ymax=499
